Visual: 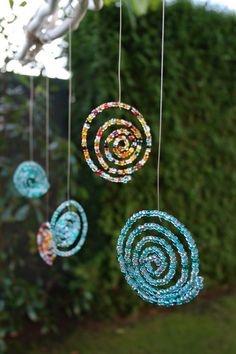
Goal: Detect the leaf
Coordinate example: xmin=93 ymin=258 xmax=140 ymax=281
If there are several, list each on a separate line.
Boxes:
xmin=0 ymin=300 xmax=5 ymax=312
xmin=104 ymin=0 xmax=160 ymax=15
xmin=129 ymin=0 xmax=149 ymax=15
xmin=8 ymin=0 xmax=14 ymax=8
xmin=14 ymin=205 xmax=30 ymax=221
xmin=26 ymin=306 xmax=38 ymax=322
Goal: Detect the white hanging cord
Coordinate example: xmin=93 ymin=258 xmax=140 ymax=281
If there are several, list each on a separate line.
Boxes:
xmin=46 ymin=77 xmax=50 ymax=180
xmin=29 ymin=76 xmax=34 ymax=161
xmin=67 ymin=23 xmax=72 ymax=202
xmin=157 ymin=0 xmax=165 ymax=211
xmin=118 ymin=0 xmax=122 ymax=103
xmin=45 ymin=76 xmax=50 ymax=219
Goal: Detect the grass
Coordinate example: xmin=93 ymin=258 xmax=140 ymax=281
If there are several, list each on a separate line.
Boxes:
xmin=8 ymin=293 xmax=236 ymax=354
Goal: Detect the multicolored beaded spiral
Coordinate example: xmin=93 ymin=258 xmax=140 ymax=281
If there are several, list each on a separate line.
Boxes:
xmin=50 ymin=200 xmax=88 ymax=257
xmin=117 ymin=210 xmax=204 ymax=306
xmin=37 ymin=222 xmax=56 ymax=266
xmin=13 ymin=161 xmax=49 ymax=198
xmin=82 ymin=102 xmax=152 ymax=183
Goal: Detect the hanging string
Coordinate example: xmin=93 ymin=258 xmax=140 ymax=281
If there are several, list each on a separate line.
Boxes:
xmin=45 ymin=77 xmax=50 ymax=180
xmin=157 ymin=0 xmax=165 ymax=211
xmin=45 ymin=76 xmax=50 ymax=219
xmin=67 ymin=23 xmax=72 ymax=201
xmin=29 ymin=76 xmax=34 ymax=161
xmin=118 ymin=0 xmax=122 ymax=103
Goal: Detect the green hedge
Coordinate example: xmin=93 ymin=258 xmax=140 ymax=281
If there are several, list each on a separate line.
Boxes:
xmin=72 ymin=0 xmax=236 ymax=285
xmin=1 ymin=1 xmax=236 ymax=350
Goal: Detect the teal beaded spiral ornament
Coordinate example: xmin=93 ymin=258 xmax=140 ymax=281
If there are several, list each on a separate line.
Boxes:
xmin=50 ymin=200 xmax=88 ymax=257
xmin=13 ymin=161 xmax=49 ymax=198
xmin=117 ymin=210 xmax=204 ymax=306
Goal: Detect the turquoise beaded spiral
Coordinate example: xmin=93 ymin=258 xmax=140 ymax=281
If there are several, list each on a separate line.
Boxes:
xmin=50 ymin=200 xmax=88 ymax=257
xmin=13 ymin=161 xmax=49 ymax=198
xmin=117 ymin=210 xmax=204 ymax=306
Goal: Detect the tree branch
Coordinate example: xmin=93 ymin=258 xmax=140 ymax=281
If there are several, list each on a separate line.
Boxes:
xmin=16 ymin=0 xmax=104 ymax=63
xmin=40 ymin=0 xmax=89 ymax=43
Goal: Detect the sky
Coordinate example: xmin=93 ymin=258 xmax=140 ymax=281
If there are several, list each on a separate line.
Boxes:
xmin=0 ymin=0 xmax=235 ymax=79
xmin=196 ymin=0 xmax=236 ymax=9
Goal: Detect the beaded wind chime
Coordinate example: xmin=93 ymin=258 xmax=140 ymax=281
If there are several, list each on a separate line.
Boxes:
xmin=36 ymin=61 xmax=88 ymax=263
xmin=12 ymin=0 xmax=204 ymax=306
xmin=114 ymin=0 xmax=204 ymax=306
xmin=36 ymin=77 xmax=56 ymax=266
xmin=13 ymin=77 xmax=49 ymax=199
xmin=48 ymin=25 xmax=88 ymax=259
xmin=81 ymin=1 xmax=152 ymax=183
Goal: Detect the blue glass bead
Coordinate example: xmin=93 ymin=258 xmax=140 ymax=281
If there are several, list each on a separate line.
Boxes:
xmin=13 ymin=161 xmax=49 ymax=198
xmin=117 ymin=210 xmax=204 ymax=307
xmin=50 ymin=200 xmax=88 ymax=257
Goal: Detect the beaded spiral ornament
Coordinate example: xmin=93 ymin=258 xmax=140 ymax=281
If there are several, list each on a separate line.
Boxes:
xmin=13 ymin=77 xmax=49 ymax=199
xmin=49 ymin=26 xmax=88 ymax=258
xmin=14 ymin=160 xmax=49 ymax=198
xmin=117 ymin=210 xmax=204 ymax=306
xmin=37 ymin=222 xmax=56 ymax=266
xmin=36 ymin=78 xmax=55 ymax=266
xmin=82 ymin=1 xmax=151 ymax=183
xmin=82 ymin=102 xmax=152 ymax=183
xmin=116 ymin=0 xmax=203 ymax=305
xmin=50 ymin=200 xmax=88 ymax=257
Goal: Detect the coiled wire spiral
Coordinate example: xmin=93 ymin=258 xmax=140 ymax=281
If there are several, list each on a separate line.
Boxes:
xmin=50 ymin=200 xmax=88 ymax=257
xmin=13 ymin=161 xmax=49 ymax=198
xmin=82 ymin=102 xmax=152 ymax=183
xmin=117 ymin=210 xmax=204 ymax=306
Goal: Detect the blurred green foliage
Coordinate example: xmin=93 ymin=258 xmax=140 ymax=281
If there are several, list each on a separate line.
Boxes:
xmin=7 ymin=0 xmax=161 ymax=15
xmin=104 ymin=0 xmax=161 ymax=15
xmin=0 ymin=1 xmax=236 ymax=351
